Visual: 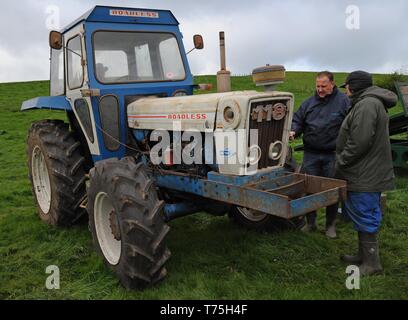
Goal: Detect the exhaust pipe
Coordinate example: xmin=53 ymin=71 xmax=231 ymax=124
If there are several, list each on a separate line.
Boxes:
xmin=216 ymin=31 xmax=231 ymax=92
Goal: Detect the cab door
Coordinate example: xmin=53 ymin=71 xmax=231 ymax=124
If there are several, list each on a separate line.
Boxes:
xmin=64 ymin=24 xmax=100 ymax=158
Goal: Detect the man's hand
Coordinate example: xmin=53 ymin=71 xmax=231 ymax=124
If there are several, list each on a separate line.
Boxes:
xmin=289 ymin=131 xmax=296 ymax=141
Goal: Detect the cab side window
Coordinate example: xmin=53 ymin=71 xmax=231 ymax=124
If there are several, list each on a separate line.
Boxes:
xmin=67 ymin=36 xmax=84 ymax=89
xmin=50 ymin=48 xmax=64 ymax=96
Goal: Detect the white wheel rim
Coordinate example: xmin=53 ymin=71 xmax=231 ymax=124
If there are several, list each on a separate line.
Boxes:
xmin=237 ymin=207 xmax=267 ymax=222
xmin=94 ymin=192 xmax=121 ymax=265
xmin=31 ymin=146 xmax=51 ymax=214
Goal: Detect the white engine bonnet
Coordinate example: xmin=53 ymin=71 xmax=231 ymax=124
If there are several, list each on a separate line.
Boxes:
xmin=127 ymin=90 xmax=294 ymax=176
xmin=127 ymin=90 xmax=293 ymax=132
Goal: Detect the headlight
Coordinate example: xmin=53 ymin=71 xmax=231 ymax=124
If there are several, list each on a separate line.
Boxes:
xmin=269 ymin=141 xmax=283 ymax=160
xmin=220 ymin=101 xmax=241 ymax=129
xmin=223 ymin=106 xmax=235 ymax=123
xmin=248 ymin=145 xmax=262 ymax=166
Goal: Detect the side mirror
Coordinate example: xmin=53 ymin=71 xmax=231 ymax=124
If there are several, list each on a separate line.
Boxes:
xmin=49 ymin=31 xmax=63 ymax=50
xmin=193 ymin=34 xmax=204 ymax=50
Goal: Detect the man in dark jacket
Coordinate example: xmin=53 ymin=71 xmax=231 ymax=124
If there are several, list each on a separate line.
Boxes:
xmin=290 ymin=71 xmax=350 ymax=238
xmin=337 ymin=70 xmax=396 ymax=276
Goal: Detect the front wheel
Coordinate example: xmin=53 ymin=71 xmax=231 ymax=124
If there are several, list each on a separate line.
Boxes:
xmin=87 ymin=157 xmax=171 ymax=289
xmin=229 ymin=206 xmax=305 ymax=232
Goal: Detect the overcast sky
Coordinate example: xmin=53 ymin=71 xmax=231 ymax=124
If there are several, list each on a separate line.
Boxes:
xmin=1 ymin=0 xmax=408 ymax=82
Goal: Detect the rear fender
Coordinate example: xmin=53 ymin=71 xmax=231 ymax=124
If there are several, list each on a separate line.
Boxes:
xmin=21 ymin=96 xmax=72 ymax=111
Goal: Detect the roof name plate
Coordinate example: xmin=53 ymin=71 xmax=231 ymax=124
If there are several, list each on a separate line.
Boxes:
xmin=109 ymin=9 xmax=159 ymax=18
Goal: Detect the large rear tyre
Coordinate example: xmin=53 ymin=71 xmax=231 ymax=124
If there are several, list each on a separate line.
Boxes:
xmin=27 ymin=120 xmax=87 ymax=226
xmin=87 ymin=157 xmax=171 ymax=289
xmin=229 ymin=206 xmax=305 ymax=232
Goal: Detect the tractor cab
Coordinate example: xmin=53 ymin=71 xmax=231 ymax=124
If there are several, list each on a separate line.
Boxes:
xmin=23 ymin=5 xmax=202 ymax=162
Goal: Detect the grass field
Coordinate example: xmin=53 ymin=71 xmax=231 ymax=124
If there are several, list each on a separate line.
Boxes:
xmin=0 ymin=73 xmax=407 ymax=299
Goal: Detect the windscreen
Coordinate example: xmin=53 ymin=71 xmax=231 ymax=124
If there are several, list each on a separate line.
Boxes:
xmin=93 ymin=31 xmax=186 ymax=84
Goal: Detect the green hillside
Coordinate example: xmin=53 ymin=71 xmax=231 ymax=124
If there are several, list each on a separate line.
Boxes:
xmin=0 ymin=73 xmax=407 ymax=299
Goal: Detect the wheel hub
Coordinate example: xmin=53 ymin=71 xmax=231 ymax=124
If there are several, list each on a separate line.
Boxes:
xmin=109 ymin=209 xmax=121 ymax=241
xmin=237 ymin=207 xmax=267 ymax=222
xmin=94 ymin=192 xmax=122 ymax=266
xmin=31 ymin=145 xmax=51 ymax=214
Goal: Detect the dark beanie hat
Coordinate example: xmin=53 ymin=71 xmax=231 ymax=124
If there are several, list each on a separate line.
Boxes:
xmin=340 ymin=70 xmax=373 ymax=92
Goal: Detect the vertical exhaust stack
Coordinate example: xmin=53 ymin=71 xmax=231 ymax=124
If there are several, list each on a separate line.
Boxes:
xmin=217 ymin=31 xmax=231 ymax=92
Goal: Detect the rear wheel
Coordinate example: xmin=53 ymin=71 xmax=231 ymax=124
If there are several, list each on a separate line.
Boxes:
xmin=27 ymin=120 xmax=87 ymax=226
xmin=229 ymin=206 xmax=305 ymax=232
xmin=87 ymin=157 xmax=171 ymax=289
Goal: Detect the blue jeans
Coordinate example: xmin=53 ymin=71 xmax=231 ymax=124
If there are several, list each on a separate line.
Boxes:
xmin=343 ymin=192 xmax=382 ymax=233
xmin=301 ymin=151 xmax=338 ymax=225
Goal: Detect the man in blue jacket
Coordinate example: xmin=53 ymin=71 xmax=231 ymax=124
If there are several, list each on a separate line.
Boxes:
xmin=290 ymin=71 xmax=350 ymax=238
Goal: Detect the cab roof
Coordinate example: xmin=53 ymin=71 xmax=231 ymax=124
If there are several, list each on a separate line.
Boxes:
xmin=61 ymin=5 xmax=179 ymax=34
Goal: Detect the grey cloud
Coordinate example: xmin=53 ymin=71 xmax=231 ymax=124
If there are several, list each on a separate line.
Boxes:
xmin=1 ymin=0 xmax=408 ymax=82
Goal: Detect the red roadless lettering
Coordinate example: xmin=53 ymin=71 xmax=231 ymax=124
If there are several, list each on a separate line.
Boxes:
xmin=168 ymin=113 xmax=208 ymax=120
xmin=128 ymin=114 xmax=208 ymax=120
xmin=109 ymin=10 xmax=159 ymax=18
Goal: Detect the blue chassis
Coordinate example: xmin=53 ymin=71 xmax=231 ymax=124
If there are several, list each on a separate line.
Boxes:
xmin=156 ymin=167 xmax=346 ymax=220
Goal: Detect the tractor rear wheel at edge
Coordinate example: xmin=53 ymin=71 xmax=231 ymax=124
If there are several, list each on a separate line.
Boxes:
xmin=27 ymin=120 xmax=87 ymax=226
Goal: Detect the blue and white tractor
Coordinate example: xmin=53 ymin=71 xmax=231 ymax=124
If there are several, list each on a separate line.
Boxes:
xmin=22 ymin=6 xmax=346 ymax=289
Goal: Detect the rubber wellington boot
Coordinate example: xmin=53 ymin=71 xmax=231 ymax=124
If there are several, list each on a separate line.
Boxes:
xmin=359 ymin=232 xmax=383 ymax=276
xmin=302 ymin=212 xmax=317 ymax=232
xmin=341 ymin=232 xmax=362 ymax=264
xmin=325 ymin=207 xmax=337 ymax=239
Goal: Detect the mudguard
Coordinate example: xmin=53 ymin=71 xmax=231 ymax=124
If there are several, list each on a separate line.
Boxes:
xmin=21 ymin=96 xmax=72 ymax=111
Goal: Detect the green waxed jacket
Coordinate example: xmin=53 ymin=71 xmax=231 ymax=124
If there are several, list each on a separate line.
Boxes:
xmin=335 ymin=86 xmax=397 ymax=192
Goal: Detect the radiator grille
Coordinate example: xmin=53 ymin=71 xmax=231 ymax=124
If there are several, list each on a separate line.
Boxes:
xmin=249 ymin=100 xmax=287 ymax=169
